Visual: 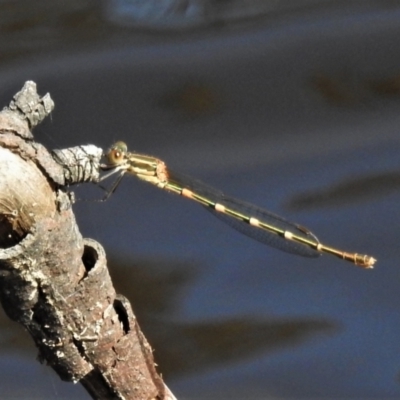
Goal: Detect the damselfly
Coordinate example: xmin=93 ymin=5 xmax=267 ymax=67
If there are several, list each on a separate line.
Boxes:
xmin=100 ymin=141 xmax=376 ymax=268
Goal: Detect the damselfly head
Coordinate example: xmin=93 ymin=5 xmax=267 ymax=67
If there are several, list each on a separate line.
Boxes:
xmin=106 ymin=141 xmax=128 ymax=165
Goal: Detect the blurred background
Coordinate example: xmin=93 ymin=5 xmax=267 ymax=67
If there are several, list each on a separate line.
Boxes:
xmin=1 ymin=1 xmax=400 ymax=398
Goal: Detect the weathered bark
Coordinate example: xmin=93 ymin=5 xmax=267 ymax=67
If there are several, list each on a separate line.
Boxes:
xmin=0 ymin=81 xmax=175 ymax=400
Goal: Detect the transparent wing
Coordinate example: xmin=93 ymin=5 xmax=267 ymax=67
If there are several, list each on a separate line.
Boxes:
xmin=168 ymin=170 xmax=320 ymax=258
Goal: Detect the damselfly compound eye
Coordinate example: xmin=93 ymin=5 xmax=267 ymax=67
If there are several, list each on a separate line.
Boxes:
xmin=107 ymin=141 xmax=127 ymax=165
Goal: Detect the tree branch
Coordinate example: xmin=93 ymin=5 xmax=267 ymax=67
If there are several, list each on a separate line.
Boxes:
xmin=0 ymin=81 xmax=175 ymax=400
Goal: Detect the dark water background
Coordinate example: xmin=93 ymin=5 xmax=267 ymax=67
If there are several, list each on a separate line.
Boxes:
xmin=1 ymin=2 xmax=400 ymax=399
